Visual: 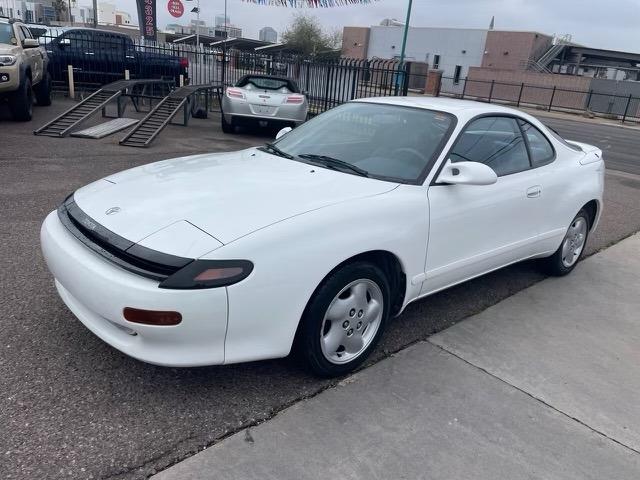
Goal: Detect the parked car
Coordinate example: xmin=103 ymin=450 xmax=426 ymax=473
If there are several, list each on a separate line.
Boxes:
xmin=221 ymin=74 xmax=308 ymax=133
xmin=0 ymin=17 xmax=51 ymax=121
xmin=40 ymin=98 xmax=604 ymax=377
xmin=43 ymin=28 xmax=188 ymax=87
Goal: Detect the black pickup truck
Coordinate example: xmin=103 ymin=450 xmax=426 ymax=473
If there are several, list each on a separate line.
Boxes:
xmin=43 ymin=28 xmax=188 ymax=86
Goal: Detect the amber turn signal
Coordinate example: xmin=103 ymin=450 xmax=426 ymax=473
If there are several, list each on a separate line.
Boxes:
xmin=123 ymin=307 xmax=182 ymax=326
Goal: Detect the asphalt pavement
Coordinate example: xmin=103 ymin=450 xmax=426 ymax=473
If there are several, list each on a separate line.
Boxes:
xmin=1 ymin=98 xmax=639 ymax=479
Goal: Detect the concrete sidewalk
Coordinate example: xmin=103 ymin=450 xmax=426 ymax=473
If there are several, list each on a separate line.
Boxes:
xmin=154 ymin=234 xmax=640 ymax=480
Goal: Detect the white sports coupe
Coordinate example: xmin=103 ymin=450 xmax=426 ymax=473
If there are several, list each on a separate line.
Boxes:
xmin=41 ymin=97 xmax=604 ymax=377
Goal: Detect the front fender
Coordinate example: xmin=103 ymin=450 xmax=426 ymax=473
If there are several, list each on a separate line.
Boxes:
xmin=201 ymin=184 xmax=429 ymax=364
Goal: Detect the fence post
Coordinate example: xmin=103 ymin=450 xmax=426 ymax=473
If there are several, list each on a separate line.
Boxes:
xmin=461 ymin=77 xmax=467 ymax=99
xmin=350 ymin=60 xmax=358 ymax=100
xmin=323 ymin=65 xmax=333 ymax=112
xmin=622 ymin=94 xmax=633 ymax=123
xmin=402 ymin=62 xmax=412 ymax=96
xmin=67 ymin=65 xmax=75 ymax=99
xmin=488 ymin=80 xmax=495 ymax=103
xmin=586 ymin=89 xmax=593 ymax=111
xmin=516 ymin=83 xmax=524 ymax=107
xmin=548 ymin=86 xmax=556 ymax=112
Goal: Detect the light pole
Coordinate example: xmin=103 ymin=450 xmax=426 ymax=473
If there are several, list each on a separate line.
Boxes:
xmin=187 ymin=0 xmax=201 ymax=46
xmin=396 ymin=0 xmax=413 ymax=94
xmin=398 ymin=0 xmax=413 ymax=66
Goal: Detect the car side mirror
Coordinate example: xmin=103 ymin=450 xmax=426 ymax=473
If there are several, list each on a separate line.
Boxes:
xmin=23 ymin=38 xmax=39 ymax=48
xmin=437 ymin=160 xmax=498 ymax=186
xmin=275 ymin=127 xmax=292 ymax=140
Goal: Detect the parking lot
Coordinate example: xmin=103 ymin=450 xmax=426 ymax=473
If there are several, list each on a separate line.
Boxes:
xmin=1 ymin=98 xmax=640 ymax=479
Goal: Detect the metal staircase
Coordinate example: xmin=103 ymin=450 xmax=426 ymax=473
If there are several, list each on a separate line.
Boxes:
xmin=34 ymin=89 xmax=122 ymax=137
xmin=524 ymin=34 xmax=572 ymax=73
xmin=119 ymin=95 xmax=187 ymax=148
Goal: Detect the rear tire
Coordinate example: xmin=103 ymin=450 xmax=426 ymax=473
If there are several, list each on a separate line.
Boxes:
xmin=34 ymin=71 xmax=52 ymax=106
xmin=540 ymin=209 xmax=590 ymax=276
xmin=8 ymin=77 xmax=33 ymax=121
xmin=296 ymin=262 xmax=391 ymax=377
xmin=221 ymin=114 xmax=234 ymax=134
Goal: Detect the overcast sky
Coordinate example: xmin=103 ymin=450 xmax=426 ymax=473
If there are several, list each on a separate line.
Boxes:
xmin=108 ymin=0 xmax=640 ymax=53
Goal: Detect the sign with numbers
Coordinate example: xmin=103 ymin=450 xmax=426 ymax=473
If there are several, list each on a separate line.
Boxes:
xmin=136 ymin=0 xmax=157 ymax=41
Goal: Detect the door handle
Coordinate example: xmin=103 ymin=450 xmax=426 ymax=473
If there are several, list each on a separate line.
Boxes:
xmin=84 ymin=51 xmax=95 ymax=55
xmin=526 ymin=186 xmax=542 ymax=198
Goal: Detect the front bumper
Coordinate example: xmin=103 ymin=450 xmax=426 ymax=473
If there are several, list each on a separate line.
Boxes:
xmin=41 ymin=211 xmax=228 ymax=367
xmin=0 ymin=65 xmax=20 ymax=92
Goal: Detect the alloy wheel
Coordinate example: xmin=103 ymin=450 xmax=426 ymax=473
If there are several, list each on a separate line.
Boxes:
xmin=561 ymin=216 xmax=588 ymax=268
xmin=320 ymin=279 xmax=384 ymax=364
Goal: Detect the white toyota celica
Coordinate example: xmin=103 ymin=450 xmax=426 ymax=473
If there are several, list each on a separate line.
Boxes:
xmin=41 ymin=97 xmax=604 ymax=377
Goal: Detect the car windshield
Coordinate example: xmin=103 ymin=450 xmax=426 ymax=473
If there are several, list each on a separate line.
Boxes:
xmin=0 ymin=23 xmax=14 ymax=44
xmin=273 ymin=102 xmax=455 ymax=182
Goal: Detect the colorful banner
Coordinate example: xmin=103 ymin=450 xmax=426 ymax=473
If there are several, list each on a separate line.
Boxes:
xmin=241 ymin=0 xmax=379 ymax=6
xmin=136 ymin=0 xmax=158 ymax=40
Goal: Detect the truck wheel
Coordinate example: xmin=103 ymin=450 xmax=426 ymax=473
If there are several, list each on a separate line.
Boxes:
xmin=34 ymin=72 xmax=52 ymax=106
xmin=9 ymin=77 xmax=33 ymax=121
xmin=221 ymin=114 xmax=234 ymax=134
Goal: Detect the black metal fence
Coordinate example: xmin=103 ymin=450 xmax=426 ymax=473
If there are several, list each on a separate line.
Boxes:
xmin=36 ymin=32 xmax=410 ymax=115
xmin=440 ymin=76 xmax=640 ymax=123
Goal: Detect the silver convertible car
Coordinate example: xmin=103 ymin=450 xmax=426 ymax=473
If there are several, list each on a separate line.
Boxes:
xmin=221 ymin=74 xmax=309 ymax=133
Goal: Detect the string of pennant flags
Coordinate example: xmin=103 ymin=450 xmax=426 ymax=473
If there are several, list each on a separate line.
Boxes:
xmin=240 ymin=0 xmax=380 ymax=7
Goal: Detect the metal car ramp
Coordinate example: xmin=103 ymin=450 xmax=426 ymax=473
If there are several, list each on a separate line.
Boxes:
xmin=120 ymin=84 xmax=222 ymax=148
xmin=33 ymin=88 xmax=123 ymax=137
xmin=33 ymin=79 xmax=174 ymax=138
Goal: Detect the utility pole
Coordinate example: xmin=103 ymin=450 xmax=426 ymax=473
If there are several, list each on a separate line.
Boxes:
xmin=92 ymin=0 xmax=97 ymax=28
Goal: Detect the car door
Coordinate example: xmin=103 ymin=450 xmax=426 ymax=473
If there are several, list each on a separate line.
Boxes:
xmin=422 ymin=115 xmax=542 ymax=294
xmin=19 ymin=26 xmax=43 ymax=84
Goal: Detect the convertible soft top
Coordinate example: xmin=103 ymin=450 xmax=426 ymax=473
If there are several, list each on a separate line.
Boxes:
xmin=235 ymin=74 xmax=301 ymax=93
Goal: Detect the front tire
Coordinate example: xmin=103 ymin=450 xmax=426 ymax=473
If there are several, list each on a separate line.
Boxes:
xmin=8 ymin=77 xmax=33 ymax=121
xmin=296 ymin=262 xmax=391 ymax=377
xmin=540 ymin=209 xmax=590 ymax=276
xmin=34 ymin=71 xmax=52 ymax=106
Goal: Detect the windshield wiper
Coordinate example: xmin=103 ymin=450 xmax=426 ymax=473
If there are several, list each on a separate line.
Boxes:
xmin=298 ymin=154 xmax=369 ymax=177
xmin=259 ymin=143 xmax=294 ymax=159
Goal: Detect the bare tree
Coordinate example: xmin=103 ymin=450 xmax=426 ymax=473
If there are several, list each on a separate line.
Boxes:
xmin=282 ymin=14 xmax=341 ymax=55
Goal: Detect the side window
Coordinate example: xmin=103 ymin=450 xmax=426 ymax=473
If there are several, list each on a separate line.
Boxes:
xmin=20 ymin=26 xmax=33 ymax=40
xmin=16 ymin=25 xmax=26 ymax=44
xmin=451 ymin=116 xmax=531 ymax=177
xmin=518 ymin=120 xmax=555 ymax=167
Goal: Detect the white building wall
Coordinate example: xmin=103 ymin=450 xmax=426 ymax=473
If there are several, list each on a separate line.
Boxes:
xmin=98 ymin=2 xmax=116 ymax=24
xmin=367 ymin=26 xmax=488 ymax=81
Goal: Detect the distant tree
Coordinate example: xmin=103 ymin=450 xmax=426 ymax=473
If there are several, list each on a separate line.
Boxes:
xmin=52 ymin=0 xmax=68 ymax=22
xmin=282 ymin=14 xmax=341 ymax=55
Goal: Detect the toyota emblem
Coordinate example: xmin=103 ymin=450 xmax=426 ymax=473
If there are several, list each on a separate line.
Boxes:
xmin=105 ymin=207 xmax=121 ymax=215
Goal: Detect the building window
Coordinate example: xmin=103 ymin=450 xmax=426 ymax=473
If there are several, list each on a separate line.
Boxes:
xmin=453 ymin=65 xmax=462 ymax=84
xmin=433 ymin=54 xmax=440 ymax=69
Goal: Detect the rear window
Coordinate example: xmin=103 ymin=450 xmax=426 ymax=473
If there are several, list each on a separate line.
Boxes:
xmin=237 ymin=76 xmax=299 ymax=92
xmin=0 ymin=23 xmax=14 ymax=44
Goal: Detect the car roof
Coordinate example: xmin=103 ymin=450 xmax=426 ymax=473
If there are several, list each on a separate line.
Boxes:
xmin=354 ymin=96 xmax=528 ymax=117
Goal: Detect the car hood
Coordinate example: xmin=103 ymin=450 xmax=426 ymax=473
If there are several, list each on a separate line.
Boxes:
xmin=73 ymin=149 xmax=398 ymax=251
xmin=0 ymin=44 xmax=20 ymax=55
